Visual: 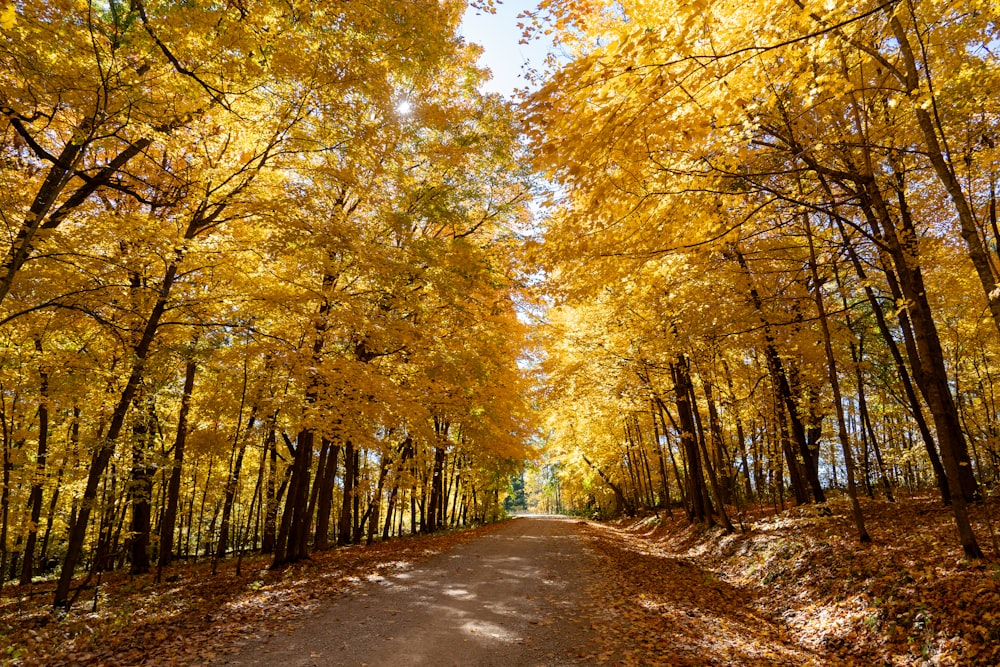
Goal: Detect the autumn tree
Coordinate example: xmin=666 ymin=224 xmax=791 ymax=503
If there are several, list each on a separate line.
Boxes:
xmin=528 ymin=0 xmax=999 ymax=557
xmin=0 ymin=0 xmax=538 ymax=608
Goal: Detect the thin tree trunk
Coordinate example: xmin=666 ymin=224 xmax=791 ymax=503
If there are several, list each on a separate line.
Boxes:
xmin=862 ymin=174 xmax=982 ymax=556
xmin=20 ymin=340 xmax=49 ymax=584
xmin=672 ymin=357 xmax=712 ymax=523
xmin=805 ymin=214 xmax=870 ymax=543
xmin=649 ymin=400 xmax=673 ymax=514
xmin=654 ymin=396 xmax=689 ymax=513
xmin=236 ymin=442 xmax=266 ymax=577
xmin=0 ymin=398 xmax=12 ymax=594
xmin=157 ymin=359 xmax=197 ymax=578
xmin=888 ymin=15 xmax=1000 ymax=336
xmin=834 ymin=216 xmax=948 ymax=501
xmin=365 ymin=458 xmax=390 ymax=545
xmin=261 ymin=424 xmax=278 ymax=554
xmin=851 ymin=341 xmax=895 ymax=502
xmin=722 ymin=360 xmax=755 ymax=502
xmin=352 ymin=450 xmax=365 ymax=542
xmin=691 ymin=374 xmax=733 ymax=532
xmin=338 ymin=442 xmax=355 ymax=546
xmin=798 ymin=99 xmax=978 ymax=520
xmin=195 ymin=454 xmax=215 ymax=561
xmin=581 ymin=454 xmax=635 ymax=516
xmin=426 ymin=445 xmax=447 ymax=533
xmin=775 ymin=384 xmax=808 ymax=505
xmin=54 ymin=239 xmax=191 ymax=608
xmin=215 ymin=407 xmax=256 ymax=571
xmin=703 ymin=380 xmax=733 ymax=504
xmin=383 ymin=439 xmax=412 ymax=539
xmin=306 ymin=438 xmax=331 ymax=541
xmin=728 ymin=245 xmax=824 ymax=502
xmin=272 ymin=431 xmax=298 ymax=565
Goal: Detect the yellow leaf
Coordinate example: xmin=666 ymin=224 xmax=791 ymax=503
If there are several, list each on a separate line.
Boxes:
xmin=0 ymin=3 xmax=16 ymax=30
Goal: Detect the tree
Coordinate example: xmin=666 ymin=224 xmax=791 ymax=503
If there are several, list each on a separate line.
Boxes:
xmin=527 ymin=0 xmax=999 ymax=557
xmin=0 ymin=0 xmax=539 ymax=605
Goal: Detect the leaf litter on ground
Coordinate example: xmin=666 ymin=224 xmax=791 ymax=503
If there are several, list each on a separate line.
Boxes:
xmin=3 ymin=493 xmax=999 ymax=666
xmin=575 ymin=492 xmax=1000 ymax=666
xmin=0 ymin=524 xmax=508 ymax=666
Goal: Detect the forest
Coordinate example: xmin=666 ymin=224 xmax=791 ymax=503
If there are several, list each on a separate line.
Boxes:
xmin=0 ymin=0 xmax=535 ymax=611
xmin=528 ymin=0 xmax=1000 ymax=555
xmin=2 ymin=0 xmax=1000 ymax=663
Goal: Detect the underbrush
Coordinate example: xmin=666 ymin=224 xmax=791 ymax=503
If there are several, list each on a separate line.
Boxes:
xmin=613 ymin=493 xmax=1000 ymax=665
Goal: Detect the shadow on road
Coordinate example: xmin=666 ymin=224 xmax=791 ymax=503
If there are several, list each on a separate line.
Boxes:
xmin=218 ymin=516 xmax=597 ymax=666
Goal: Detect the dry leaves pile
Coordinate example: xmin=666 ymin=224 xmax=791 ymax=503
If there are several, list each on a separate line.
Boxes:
xmin=0 ymin=524 xmax=506 ymax=666
xmin=578 ymin=492 xmax=1000 ymax=666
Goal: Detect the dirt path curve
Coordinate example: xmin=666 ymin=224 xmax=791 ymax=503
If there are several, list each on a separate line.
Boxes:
xmin=216 ymin=516 xmax=599 ymax=667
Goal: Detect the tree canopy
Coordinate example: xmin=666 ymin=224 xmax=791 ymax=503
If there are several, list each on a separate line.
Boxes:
xmin=4 ymin=0 xmax=1000 ymax=631
xmin=527 ymin=0 xmax=1000 ymax=558
xmin=0 ymin=0 xmax=537 ymax=608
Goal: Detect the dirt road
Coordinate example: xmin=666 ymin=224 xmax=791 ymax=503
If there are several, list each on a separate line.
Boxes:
xmin=217 ymin=516 xmax=599 ymax=666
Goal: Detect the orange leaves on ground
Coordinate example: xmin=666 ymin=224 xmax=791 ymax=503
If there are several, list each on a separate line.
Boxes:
xmin=0 ymin=525 xmax=507 ymax=666
xmin=577 ymin=495 xmax=1000 ymax=666
xmin=577 ymin=519 xmax=827 ymax=666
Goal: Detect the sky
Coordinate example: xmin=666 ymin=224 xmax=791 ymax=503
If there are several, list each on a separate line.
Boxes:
xmin=459 ymin=1 xmax=552 ymax=97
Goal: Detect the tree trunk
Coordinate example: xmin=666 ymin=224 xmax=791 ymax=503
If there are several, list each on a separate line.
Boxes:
xmin=338 ymin=441 xmax=355 ymax=546
xmin=54 ymin=227 xmax=195 ymax=608
xmin=426 ymin=445 xmax=447 ymax=533
xmin=129 ymin=397 xmax=154 ymax=575
xmin=654 ymin=396 xmax=689 ymax=514
xmin=888 ymin=15 xmax=1000 ymax=338
xmin=649 ymin=400 xmax=673 ymax=514
xmin=313 ymin=439 xmax=340 ymax=551
xmin=834 ymin=216 xmax=948 ymax=501
xmin=216 ymin=408 xmax=256 ymax=569
xmin=805 ymin=214 xmax=871 ymax=543
xmin=702 ymin=380 xmax=733 ymax=505
xmin=691 ymin=374 xmax=733 ymax=532
xmin=581 ymin=454 xmax=635 ymax=516
xmin=722 ymin=360 xmax=755 ymax=502
xmin=858 ymin=171 xmax=982 ymax=556
xmin=306 ymin=437 xmax=331 ymax=542
xmin=157 ymin=359 xmax=196 ymax=577
xmin=728 ymin=244 xmax=824 ymax=502
xmin=383 ymin=438 xmax=411 ymax=539
xmin=775 ymin=385 xmax=808 ymax=505
xmin=672 ymin=356 xmax=713 ymax=523
xmin=20 ymin=341 xmax=49 ymax=585
xmin=273 ymin=426 xmax=311 ymax=565
xmin=261 ymin=424 xmax=279 ymax=554
xmin=352 ymin=449 xmax=363 ymax=540
xmin=364 ymin=457 xmax=390 ymax=545
xmin=236 ymin=441 xmax=267 ymax=577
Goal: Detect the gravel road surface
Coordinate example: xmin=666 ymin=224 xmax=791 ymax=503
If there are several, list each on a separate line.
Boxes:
xmin=217 ymin=516 xmax=600 ymax=666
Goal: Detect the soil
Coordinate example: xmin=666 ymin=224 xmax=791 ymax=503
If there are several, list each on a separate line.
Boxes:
xmin=215 ymin=516 xmax=602 ymax=666
xmin=212 ymin=514 xmax=839 ymax=666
